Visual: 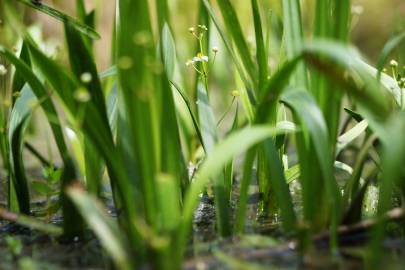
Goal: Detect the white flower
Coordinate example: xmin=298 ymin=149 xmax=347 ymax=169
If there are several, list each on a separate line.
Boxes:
xmin=390 ymin=60 xmax=398 ymax=68
xmin=0 ymin=64 xmax=7 ymax=76
xmin=212 ymin=46 xmax=219 ymax=53
xmin=192 ymin=53 xmax=208 ymax=63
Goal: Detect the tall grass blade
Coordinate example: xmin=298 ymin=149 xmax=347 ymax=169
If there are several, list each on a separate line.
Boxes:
xmin=16 ymin=0 xmax=100 ymax=39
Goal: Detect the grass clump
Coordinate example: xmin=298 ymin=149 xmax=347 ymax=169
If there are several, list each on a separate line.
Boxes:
xmin=0 ymin=0 xmax=404 ymax=269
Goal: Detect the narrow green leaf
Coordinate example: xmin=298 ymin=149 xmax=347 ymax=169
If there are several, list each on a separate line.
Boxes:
xmin=376 ymin=32 xmax=405 ymax=81
xmin=177 ymin=125 xmax=295 ymax=263
xmin=17 ymin=0 xmax=100 ymax=39
xmin=67 ymin=187 xmax=133 ymax=270
xmin=216 ymin=0 xmax=257 ymax=89
xmin=251 ymin=0 xmax=268 ymax=93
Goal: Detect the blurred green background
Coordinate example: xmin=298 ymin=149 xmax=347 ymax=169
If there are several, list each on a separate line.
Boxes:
xmin=5 ymin=0 xmax=402 ymax=70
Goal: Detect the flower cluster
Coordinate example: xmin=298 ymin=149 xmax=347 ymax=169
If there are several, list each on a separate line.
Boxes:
xmin=185 ymin=25 xmax=220 ymax=78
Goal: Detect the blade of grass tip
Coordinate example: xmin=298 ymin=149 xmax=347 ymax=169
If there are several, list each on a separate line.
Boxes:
xmin=251 ymin=0 xmax=268 ymax=94
xmin=376 ymin=32 xmax=405 ymax=81
xmin=12 ymin=42 xmax=31 ymax=105
xmin=67 ymin=186 xmax=134 ymax=270
xmin=285 ymin=164 xmax=300 ymax=184
xmin=75 ymin=0 xmax=96 ymax=50
xmin=16 ymin=0 xmax=100 ymax=39
xmin=175 ymin=125 xmax=295 ymax=265
xmin=216 ymin=0 xmax=258 ymax=90
xmin=336 ymin=119 xmax=368 ymax=156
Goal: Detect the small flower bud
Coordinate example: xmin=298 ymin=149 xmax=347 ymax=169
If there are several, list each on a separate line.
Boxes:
xmin=390 ymin=60 xmax=398 ymax=68
xmin=80 ymin=72 xmax=92 ymax=83
xmin=231 ymin=90 xmax=240 ymax=97
xmin=188 ymin=27 xmax=195 ymax=34
xmin=212 ymin=46 xmax=219 ymax=53
xmin=74 ymin=87 xmax=91 ymax=103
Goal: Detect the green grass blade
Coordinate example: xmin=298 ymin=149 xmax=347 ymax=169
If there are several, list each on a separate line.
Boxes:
xmin=0 ymin=206 xmax=62 ymax=235
xmin=202 ymin=0 xmax=252 ymax=90
xmin=256 ymin=56 xmax=302 ymax=124
xmin=368 ymin=112 xmax=405 ymax=267
xmin=235 ymin=147 xmax=256 ymax=234
xmin=170 ymin=80 xmax=204 ymax=149
xmin=64 ymin=21 xmax=110 ymax=197
xmin=251 ymin=0 xmax=268 ymax=93
xmin=11 ymin=42 xmax=31 ymax=104
xmin=281 ymin=88 xmax=341 ymax=248
xmin=216 ymin=0 xmax=257 ymax=89
xmin=8 ymin=86 xmax=34 ymax=214
xmin=336 ymin=119 xmax=368 ymax=155
xmin=16 ymin=0 xmax=100 ymax=39
xmin=67 ymin=186 xmax=133 ymax=270
xmin=176 ymin=125 xmax=295 ymax=264
xmin=376 ymin=32 xmax=405 ymax=81
xmin=282 ymin=0 xmax=307 ymax=87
